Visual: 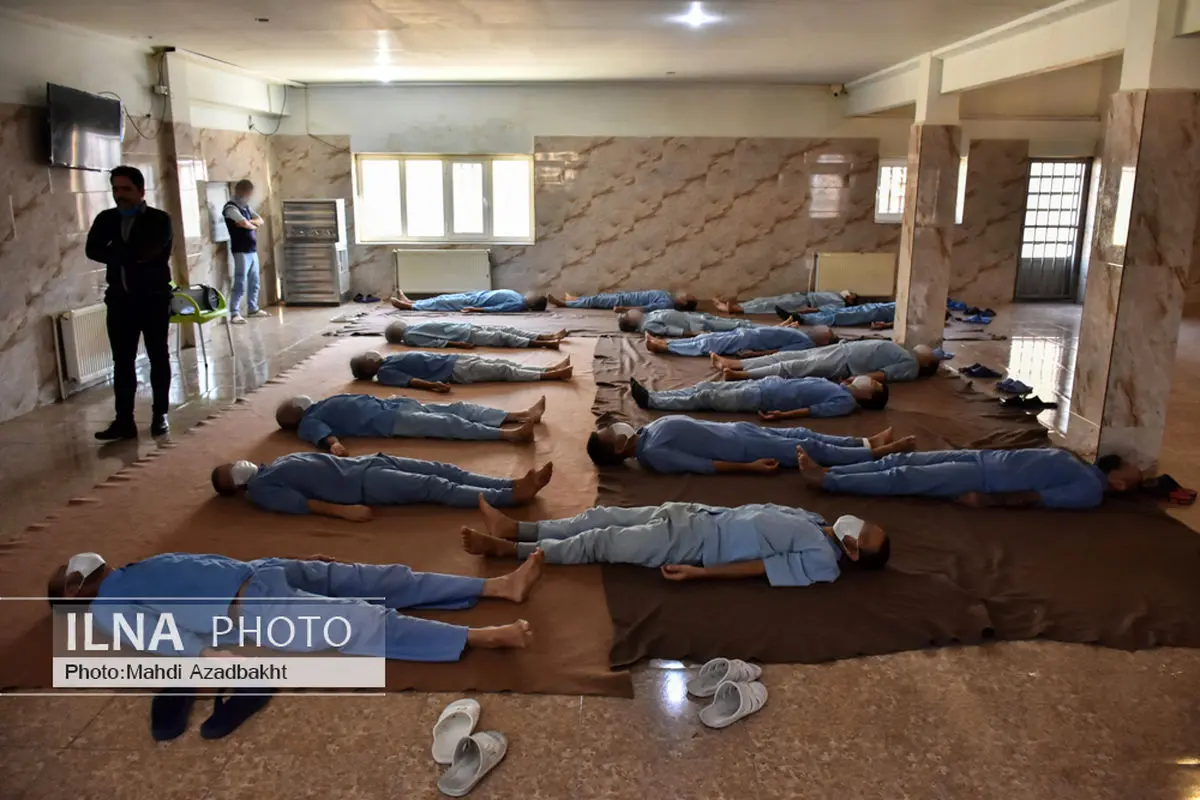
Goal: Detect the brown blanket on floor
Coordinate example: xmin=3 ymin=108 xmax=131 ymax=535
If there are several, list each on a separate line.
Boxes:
xmin=590 ymin=335 xmax=1200 ymax=667
xmin=331 ymin=306 xmax=621 ymax=338
xmin=0 ymin=338 xmax=630 ymax=697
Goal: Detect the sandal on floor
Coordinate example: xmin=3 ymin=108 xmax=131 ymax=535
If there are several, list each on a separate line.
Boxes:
xmin=199 ymin=687 xmax=275 ymax=740
xmin=687 ymin=657 xmax=763 ymax=698
xmin=150 ymin=688 xmax=196 ymax=742
xmin=432 ymin=699 xmax=481 ymax=765
xmin=699 ymin=680 xmax=768 ymax=729
xmin=437 ymin=731 xmax=508 ymax=797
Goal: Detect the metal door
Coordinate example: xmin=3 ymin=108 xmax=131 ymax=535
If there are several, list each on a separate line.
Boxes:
xmin=1014 ymin=159 xmax=1091 ymax=300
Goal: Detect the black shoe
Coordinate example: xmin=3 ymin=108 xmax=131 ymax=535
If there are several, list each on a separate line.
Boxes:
xmin=95 ymin=420 xmax=137 ymax=441
xmin=150 ymin=688 xmax=196 ymax=742
xmin=199 ymin=687 xmax=275 ymax=740
xmin=774 ymin=305 xmax=800 ymax=322
xmin=629 ymin=378 xmax=650 ymax=409
xmin=150 ymin=414 xmax=170 ymax=437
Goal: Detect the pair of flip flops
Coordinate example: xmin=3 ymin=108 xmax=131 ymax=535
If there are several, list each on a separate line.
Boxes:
xmin=947 ymin=299 xmax=968 ymax=311
xmin=960 ymin=363 xmax=1002 ymax=379
xmin=151 ymin=687 xmax=274 ymax=742
xmin=1141 ymin=474 xmax=1198 ymax=506
xmin=686 ymin=658 xmax=769 ymax=729
xmin=353 ymin=293 xmax=381 ymax=303
xmin=1000 ymin=395 xmax=1057 ymax=410
xmin=431 ymin=699 xmax=507 ymax=797
xmin=995 ymin=378 xmax=1033 ymax=395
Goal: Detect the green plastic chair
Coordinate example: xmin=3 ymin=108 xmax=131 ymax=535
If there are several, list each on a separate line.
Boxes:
xmin=170 ymin=286 xmax=237 ymax=384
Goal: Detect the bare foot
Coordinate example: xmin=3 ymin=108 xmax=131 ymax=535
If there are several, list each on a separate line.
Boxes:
xmin=389 ymin=296 xmax=414 ymax=310
xmin=466 ymin=620 xmax=534 ymax=650
xmin=796 ymin=447 xmax=827 ymax=488
xmin=533 ymin=339 xmax=561 ymax=350
xmin=461 ymin=526 xmax=518 ymax=556
xmin=501 ymin=420 xmax=536 ymax=443
xmin=534 ymin=461 xmax=554 ymax=487
xmin=546 ymin=357 xmax=571 ymax=371
xmin=485 ymin=549 xmax=544 ymax=602
xmin=714 ymin=299 xmax=733 ymax=313
xmin=512 ymin=463 xmax=552 ymax=503
xmin=722 ymin=368 xmax=748 ymax=381
xmin=546 ymin=329 xmax=569 ymax=340
xmin=873 ymin=435 xmax=917 ymax=457
xmin=478 ymin=495 xmax=521 ymax=539
xmin=548 ymin=294 xmax=567 ymax=307
xmin=711 ymin=353 xmax=738 ymax=370
xmin=563 ymin=293 xmax=579 ymax=302
xmin=645 ymin=333 xmax=670 ymax=354
xmin=542 ymin=366 xmax=573 ymax=381
xmin=511 ymin=396 xmax=546 ymax=424
xmin=866 ymin=427 xmax=895 ymax=448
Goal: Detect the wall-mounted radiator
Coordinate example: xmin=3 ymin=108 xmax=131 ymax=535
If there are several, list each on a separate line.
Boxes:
xmin=394 ymin=249 xmax=491 ymax=295
xmin=811 ymin=252 xmax=898 ymax=299
xmin=54 ymin=303 xmax=145 ymax=399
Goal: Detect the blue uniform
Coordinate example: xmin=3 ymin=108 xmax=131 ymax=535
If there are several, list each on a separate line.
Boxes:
xmin=821 ymin=448 xmax=1108 ymax=509
xmin=642 ymin=310 xmax=760 ymax=337
xmin=375 ymin=352 xmax=458 ymax=387
xmin=92 ymin=553 xmax=483 ymax=661
xmin=742 ymin=340 xmax=919 ymax=382
xmin=396 ymin=321 xmax=538 ymax=348
xmin=739 ymin=291 xmax=846 ymax=315
xmin=648 ymin=376 xmax=858 ymax=417
xmin=513 ymin=503 xmax=842 ymax=587
xmin=568 ymin=290 xmax=673 ymax=310
xmin=666 ymin=327 xmax=815 ymax=357
xmin=634 ymin=417 xmax=872 ymax=472
xmin=297 ymin=394 xmax=508 ymax=445
xmin=245 ymin=452 xmax=517 ymax=514
xmin=799 ymin=302 xmax=895 ymax=327
xmin=412 ymin=290 xmax=526 ymax=313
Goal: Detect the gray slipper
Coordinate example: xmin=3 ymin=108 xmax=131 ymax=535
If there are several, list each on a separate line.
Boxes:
xmin=437 ymin=730 xmax=508 ymax=797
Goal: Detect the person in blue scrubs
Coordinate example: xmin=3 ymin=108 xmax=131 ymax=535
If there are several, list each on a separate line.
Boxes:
xmin=644 ymin=325 xmax=836 ymax=357
xmin=716 ymin=290 xmax=857 ymax=315
xmin=717 ymin=341 xmax=940 ymax=383
xmin=585 ymin=416 xmax=915 ymax=473
xmin=390 ymin=289 xmax=548 ymax=313
xmin=628 ymin=374 xmax=889 ymax=417
xmin=618 ymin=308 xmax=761 ymax=337
xmin=797 ymin=449 xmax=1144 ymax=509
xmin=790 ymin=301 xmax=896 ymax=328
xmin=275 ymin=393 xmax=547 ymax=454
xmin=210 ymin=453 xmax=554 ymax=517
xmin=461 ymin=500 xmax=891 ymax=585
xmin=47 ymin=550 xmax=541 ymax=662
xmin=549 ymin=290 xmax=697 ymax=312
xmin=350 ymin=350 xmax=573 ymax=390
xmin=384 ymin=319 xmax=566 ymax=350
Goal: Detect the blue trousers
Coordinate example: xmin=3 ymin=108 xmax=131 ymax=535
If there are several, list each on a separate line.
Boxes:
xmin=469 ymin=325 xmax=537 ymax=348
xmin=738 ymin=427 xmax=871 ymax=467
xmin=822 ymin=451 xmax=984 ymax=498
xmin=666 ymin=331 xmax=753 ymax=356
xmin=738 ymin=292 xmax=812 ymax=314
xmin=799 ymin=305 xmax=894 ymax=327
xmin=451 ymin=355 xmax=546 ymax=383
xmin=703 ymin=315 xmax=759 ymax=333
xmin=566 ymin=293 xmax=623 ymax=309
xmin=392 ymin=401 xmax=508 ymax=441
xmin=648 ymin=381 xmax=763 ymax=412
xmin=515 ymin=505 xmax=709 ymax=566
xmin=240 ymin=558 xmax=483 ymax=662
xmin=361 ymin=456 xmax=517 ymax=507
xmin=231 ymin=251 xmax=261 ymax=315
xmin=412 ymin=297 xmax=465 ymax=311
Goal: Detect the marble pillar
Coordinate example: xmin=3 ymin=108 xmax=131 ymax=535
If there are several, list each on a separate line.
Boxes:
xmin=1066 ymin=90 xmax=1200 ymax=467
xmin=893 ymin=124 xmax=962 ymax=347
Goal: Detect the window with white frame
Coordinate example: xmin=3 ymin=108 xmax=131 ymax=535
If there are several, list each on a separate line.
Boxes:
xmin=874 ymin=157 xmax=968 ymax=224
xmin=354 ymin=154 xmax=534 ymax=244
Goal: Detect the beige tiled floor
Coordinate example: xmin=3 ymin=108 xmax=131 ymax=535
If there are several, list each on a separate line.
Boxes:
xmin=3 ymin=303 xmax=1200 ymax=800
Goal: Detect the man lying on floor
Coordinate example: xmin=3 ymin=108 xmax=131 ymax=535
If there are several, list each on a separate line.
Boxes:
xmin=390 ymin=289 xmax=548 ymax=313
xmin=350 ymin=350 xmax=572 ymax=390
xmin=211 ymin=453 xmax=554 ymax=518
xmin=619 ymin=308 xmax=761 ymax=337
xmin=715 ymin=340 xmax=942 ymax=383
xmin=587 ymin=415 xmax=915 ymax=473
xmin=548 ymin=290 xmax=697 ymax=312
xmin=48 ymin=550 xmax=539 ymax=661
xmin=384 ymin=319 xmax=566 ymax=350
xmin=781 ymin=301 xmax=897 ymax=328
xmin=462 ymin=499 xmax=890 ymax=585
xmin=629 ymin=374 xmax=888 ymax=417
xmin=797 ymin=448 xmax=1144 ymax=510
xmin=715 ymin=290 xmax=858 ymax=315
xmin=644 ymin=325 xmax=836 ymax=357
xmin=275 ymin=394 xmax=547 ymax=454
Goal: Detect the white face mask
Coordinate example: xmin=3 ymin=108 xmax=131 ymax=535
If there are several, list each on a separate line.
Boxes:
xmin=850 ymin=375 xmax=875 ymax=391
xmin=832 ymin=515 xmax=866 ymax=545
xmin=293 ymin=395 xmax=313 ymax=411
xmin=230 ymin=460 xmax=259 ymax=487
xmin=610 ymin=422 xmax=637 ymax=439
xmin=65 ymin=552 xmax=106 ymax=583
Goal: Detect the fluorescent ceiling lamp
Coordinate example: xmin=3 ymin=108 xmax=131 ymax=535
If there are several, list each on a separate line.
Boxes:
xmin=670 ymin=1 xmax=720 ymax=28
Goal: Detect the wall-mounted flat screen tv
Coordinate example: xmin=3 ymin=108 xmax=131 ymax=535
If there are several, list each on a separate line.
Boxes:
xmin=48 ymin=83 xmax=124 ymax=171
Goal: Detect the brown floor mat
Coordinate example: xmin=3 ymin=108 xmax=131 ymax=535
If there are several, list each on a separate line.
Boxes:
xmin=0 ymin=337 xmax=631 ymax=697
xmin=330 ymin=306 xmax=621 ymax=337
xmin=590 ymin=335 xmax=1200 ymax=667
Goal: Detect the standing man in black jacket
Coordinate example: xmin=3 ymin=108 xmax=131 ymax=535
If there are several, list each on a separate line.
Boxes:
xmin=85 ymin=165 xmax=174 ymax=440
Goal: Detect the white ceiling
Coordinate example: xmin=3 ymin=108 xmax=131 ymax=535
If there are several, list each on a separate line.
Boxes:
xmin=0 ymin=0 xmax=1064 ymax=84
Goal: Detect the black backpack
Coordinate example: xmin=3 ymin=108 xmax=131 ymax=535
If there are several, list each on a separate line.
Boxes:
xmin=171 ymin=284 xmax=222 ymax=315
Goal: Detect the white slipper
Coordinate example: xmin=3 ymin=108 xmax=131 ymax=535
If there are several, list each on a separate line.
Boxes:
xmin=431 ymin=698 xmax=481 ymax=765
xmin=699 ymin=680 xmax=768 ymax=729
xmin=437 ymin=730 xmax=508 ymax=797
xmin=686 ymin=657 xmax=763 ymax=698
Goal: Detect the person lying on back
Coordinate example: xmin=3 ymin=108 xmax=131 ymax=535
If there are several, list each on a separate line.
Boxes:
xmin=390 ymin=289 xmax=548 ymax=313
xmin=549 ymin=290 xmax=697 ymax=312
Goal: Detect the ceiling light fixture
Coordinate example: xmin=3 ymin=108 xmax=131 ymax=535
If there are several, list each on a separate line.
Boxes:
xmin=670 ymin=1 xmax=720 ymax=28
